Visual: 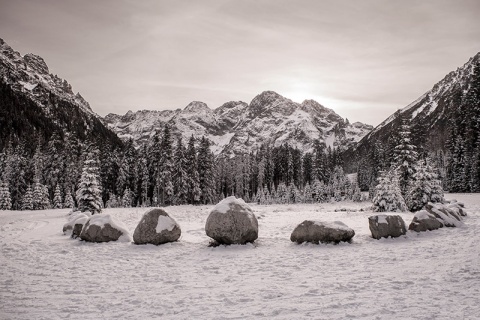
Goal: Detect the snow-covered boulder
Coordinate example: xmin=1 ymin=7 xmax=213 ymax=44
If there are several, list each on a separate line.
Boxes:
xmin=80 ymin=214 xmax=132 ymax=243
xmin=63 ymin=212 xmax=89 ymax=237
xmin=290 ymin=220 xmax=355 ymax=244
xmin=368 ymin=215 xmax=407 ymax=240
xmin=408 ymin=210 xmax=444 ymax=232
xmin=205 ymin=196 xmax=258 ymax=245
xmin=425 ymin=203 xmax=463 ymax=227
xmin=133 ymin=208 xmax=181 ymax=245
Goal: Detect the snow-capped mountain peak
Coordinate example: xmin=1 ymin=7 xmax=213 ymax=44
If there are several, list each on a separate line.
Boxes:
xmin=105 ymin=91 xmax=373 ymax=156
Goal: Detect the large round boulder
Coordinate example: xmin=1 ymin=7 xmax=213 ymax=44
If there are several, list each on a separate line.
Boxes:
xmin=291 ymin=220 xmax=355 ymax=244
xmin=368 ymin=215 xmax=406 ymax=240
xmin=80 ymin=214 xmax=132 ymax=243
xmin=408 ymin=210 xmax=443 ymax=232
xmin=133 ymin=208 xmax=181 ymax=245
xmin=205 ymin=196 xmax=258 ymax=245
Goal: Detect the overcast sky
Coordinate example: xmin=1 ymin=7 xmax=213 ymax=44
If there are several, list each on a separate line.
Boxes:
xmin=1 ymin=0 xmax=479 ymax=126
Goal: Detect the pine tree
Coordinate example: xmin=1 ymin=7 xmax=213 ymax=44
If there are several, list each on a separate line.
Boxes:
xmin=21 ymin=185 xmax=34 ymax=210
xmin=394 ymin=117 xmax=418 ymax=196
xmin=406 ymin=159 xmax=444 ymax=211
xmin=372 ymin=170 xmax=406 ymax=212
xmin=76 ymin=145 xmax=102 ymax=214
xmin=32 ymin=180 xmax=50 ymax=210
xmin=186 ymin=136 xmax=201 ymax=204
xmin=159 ymin=125 xmax=174 ymax=205
xmin=352 ymin=182 xmax=362 ymax=202
xmin=197 ymin=136 xmax=216 ymax=204
xmin=52 ymin=185 xmax=63 ymax=209
xmin=122 ymin=187 xmax=133 ymax=208
xmin=0 ymin=181 xmax=12 ymax=210
xmin=173 ymin=137 xmax=189 ymax=205
xmin=63 ymin=188 xmax=75 ymax=209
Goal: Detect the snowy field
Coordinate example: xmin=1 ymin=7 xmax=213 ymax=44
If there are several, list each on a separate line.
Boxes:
xmin=1 ymin=194 xmax=480 ymax=320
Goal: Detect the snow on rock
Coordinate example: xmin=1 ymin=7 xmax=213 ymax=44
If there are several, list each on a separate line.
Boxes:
xmin=425 ymin=202 xmax=464 ymax=227
xmin=62 ymin=212 xmax=89 ymax=235
xmin=291 ymin=220 xmax=355 ymax=244
xmin=133 ymin=208 xmax=181 ymax=245
xmin=205 ymin=196 xmax=258 ymax=245
xmin=368 ymin=214 xmax=407 ymax=240
xmin=80 ymin=214 xmax=132 ymax=243
xmin=408 ymin=210 xmax=444 ymax=232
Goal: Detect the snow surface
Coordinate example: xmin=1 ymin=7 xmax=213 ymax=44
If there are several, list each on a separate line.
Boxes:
xmin=1 ymin=194 xmax=480 ymax=319
xmin=156 ymin=215 xmax=176 ymax=233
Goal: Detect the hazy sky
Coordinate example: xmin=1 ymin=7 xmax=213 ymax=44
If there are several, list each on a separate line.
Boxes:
xmin=1 ymin=0 xmax=479 ymax=126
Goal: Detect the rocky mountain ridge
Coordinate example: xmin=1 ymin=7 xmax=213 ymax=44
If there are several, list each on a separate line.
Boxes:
xmin=105 ymin=91 xmax=373 ymax=155
xmin=0 ymin=38 xmax=122 ymax=151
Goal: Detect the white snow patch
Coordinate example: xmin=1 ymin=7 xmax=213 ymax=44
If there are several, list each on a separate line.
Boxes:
xmin=414 ymin=210 xmax=433 ymax=221
xmin=18 ymin=81 xmax=38 ymax=91
xmin=213 ymin=196 xmax=248 ymax=214
xmin=156 ymin=215 xmax=176 ymax=233
xmin=377 ymin=215 xmax=388 ymax=224
xmin=313 ymin=220 xmax=352 ymax=231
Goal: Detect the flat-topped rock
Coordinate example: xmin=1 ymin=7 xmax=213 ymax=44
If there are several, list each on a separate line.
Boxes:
xmin=80 ymin=214 xmax=132 ymax=243
xmin=291 ymin=220 xmax=355 ymax=244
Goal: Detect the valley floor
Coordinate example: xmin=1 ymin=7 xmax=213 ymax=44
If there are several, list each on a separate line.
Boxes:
xmin=1 ymin=194 xmax=479 ymax=319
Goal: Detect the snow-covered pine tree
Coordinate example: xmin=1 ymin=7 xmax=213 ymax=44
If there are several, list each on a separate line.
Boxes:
xmin=0 ymin=181 xmax=12 ymax=210
xmin=52 ymin=185 xmax=63 ymax=209
xmin=276 ymin=182 xmax=288 ymax=204
xmin=186 ymin=136 xmax=201 ymax=204
xmin=288 ymin=183 xmax=301 ymax=204
xmin=21 ymin=185 xmax=34 ymax=210
xmin=32 ymin=180 xmax=50 ymax=210
xmin=63 ymin=188 xmax=75 ymax=209
xmin=406 ymin=159 xmax=444 ymax=211
xmin=372 ymin=169 xmax=407 ymax=212
xmin=173 ymin=136 xmax=189 ymax=205
xmin=352 ymin=182 xmax=362 ymax=202
xmin=76 ymin=145 xmax=102 ymax=214
xmin=122 ymin=187 xmax=133 ymax=208
xmin=303 ymin=182 xmax=313 ymax=203
xmin=394 ymin=117 xmax=418 ymax=197
xmin=312 ymin=179 xmax=327 ymax=203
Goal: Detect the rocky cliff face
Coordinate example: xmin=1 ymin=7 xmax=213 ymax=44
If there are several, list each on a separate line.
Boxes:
xmin=105 ymin=91 xmax=373 ymax=155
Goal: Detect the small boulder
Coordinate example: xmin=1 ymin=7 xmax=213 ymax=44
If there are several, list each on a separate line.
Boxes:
xmin=408 ymin=210 xmax=444 ymax=232
xmin=80 ymin=214 xmax=132 ymax=243
xmin=63 ymin=212 xmax=89 ymax=236
xmin=368 ymin=215 xmax=407 ymax=240
xmin=205 ymin=196 xmax=258 ymax=245
xmin=133 ymin=208 xmax=181 ymax=245
xmin=290 ymin=220 xmax=355 ymax=244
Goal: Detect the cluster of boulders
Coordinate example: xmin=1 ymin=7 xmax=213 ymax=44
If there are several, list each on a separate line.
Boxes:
xmin=62 ymin=198 xmax=467 ymax=246
xmin=368 ymin=200 xmax=467 ymax=240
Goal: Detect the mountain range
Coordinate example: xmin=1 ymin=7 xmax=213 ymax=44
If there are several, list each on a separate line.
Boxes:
xmin=1 ymin=37 xmax=479 ymax=166
xmin=105 ymin=91 xmax=373 ymax=155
